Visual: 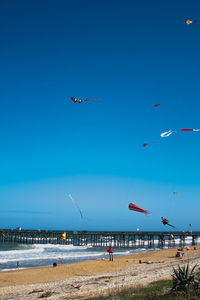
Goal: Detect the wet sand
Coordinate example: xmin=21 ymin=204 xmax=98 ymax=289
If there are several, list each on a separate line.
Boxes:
xmin=0 ymin=246 xmax=200 ymax=299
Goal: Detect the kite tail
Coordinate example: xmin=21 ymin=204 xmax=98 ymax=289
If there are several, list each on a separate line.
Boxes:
xmin=69 ymin=194 xmax=83 ymax=219
xmin=168 ymin=224 xmax=176 ymax=229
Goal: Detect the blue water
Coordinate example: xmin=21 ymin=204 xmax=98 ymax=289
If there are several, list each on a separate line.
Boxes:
xmin=0 ymin=242 xmax=158 ymax=271
xmin=0 ymin=235 xmax=195 ymax=271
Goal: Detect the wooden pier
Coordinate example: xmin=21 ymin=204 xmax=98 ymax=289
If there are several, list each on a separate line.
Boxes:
xmin=0 ymin=229 xmax=199 ymax=248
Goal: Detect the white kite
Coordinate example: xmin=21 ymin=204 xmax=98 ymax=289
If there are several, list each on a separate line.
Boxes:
xmin=160 ymin=130 xmax=175 ymax=138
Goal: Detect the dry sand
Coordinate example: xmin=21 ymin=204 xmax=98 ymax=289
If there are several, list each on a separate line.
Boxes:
xmin=0 ymin=246 xmax=200 ymax=299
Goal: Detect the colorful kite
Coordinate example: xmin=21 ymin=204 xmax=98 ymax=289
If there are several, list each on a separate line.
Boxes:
xmin=69 ymin=194 xmax=83 ymax=218
xmin=161 ymin=217 xmax=176 ymax=228
xmin=60 ymin=232 xmax=66 ymax=240
xmin=181 ymin=129 xmax=200 ymax=132
xmin=154 ymin=104 xmax=161 ymax=107
xmin=143 ymin=143 xmax=149 ymax=147
xmin=71 ymin=97 xmax=78 ymax=103
xmin=160 ymin=130 xmax=175 ymax=138
xmin=58 ymin=257 xmax=65 ymax=264
xmin=185 ymin=19 xmax=197 ymax=25
xmin=128 ymin=203 xmax=149 ymax=214
xmin=71 ymin=97 xmax=99 ymax=104
xmin=173 ymin=192 xmax=178 ymax=195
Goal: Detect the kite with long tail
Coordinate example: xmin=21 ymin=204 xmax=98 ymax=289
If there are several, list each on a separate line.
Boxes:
xmin=160 ymin=129 xmax=200 ymax=138
xmin=161 ymin=217 xmax=176 ymax=229
xmin=71 ymin=97 xmax=99 ymax=104
xmin=69 ymin=194 xmax=83 ymax=218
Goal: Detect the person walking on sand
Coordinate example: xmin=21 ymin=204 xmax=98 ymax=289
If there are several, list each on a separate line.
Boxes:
xmin=107 ymin=246 xmax=113 ymax=261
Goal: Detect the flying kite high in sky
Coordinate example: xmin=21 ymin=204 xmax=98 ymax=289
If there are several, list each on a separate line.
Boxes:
xmin=69 ymin=194 xmax=83 ymax=218
xmin=71 ymin=97 xmax=99 ymax=104
xmin=185 ymin=19 xmax=197 ymax=25
xmin=160 ymin=129 xmax=200 ymax=138
xmin=154 ymin=104 xmax=161 ymax=107
xmin=161 ymin=217 xmax=176 ymax=228
xmin=181 ymin=129 xmax=200 ymax=132
xmin=128 ymin=203 xmax=149 ymax=214
xmin=160 ymin=130 xmax=175 ymax=138
xmin=173 ymin=192 xmax=178 ymax=195
xmin=143 ymin=143 xmax=149 ymax=147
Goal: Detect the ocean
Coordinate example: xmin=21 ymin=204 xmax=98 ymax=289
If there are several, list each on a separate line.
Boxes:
xmin=0 ymin=236 xmax=196 ymax=272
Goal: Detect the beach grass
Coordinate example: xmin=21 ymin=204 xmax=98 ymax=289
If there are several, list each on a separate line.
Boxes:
xmin=87 ymin=277 xmax=200 ymax=299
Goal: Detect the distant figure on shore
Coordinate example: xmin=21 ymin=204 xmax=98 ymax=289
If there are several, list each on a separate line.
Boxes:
xmin=107 ymin=246 xmax=113 ymax=261
xmin=17 ymin=261 xmax=20 ymax=269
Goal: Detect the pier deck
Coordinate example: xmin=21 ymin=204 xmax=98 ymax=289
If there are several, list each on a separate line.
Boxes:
xmin=0 ymin=229 xmax=198 ymax=248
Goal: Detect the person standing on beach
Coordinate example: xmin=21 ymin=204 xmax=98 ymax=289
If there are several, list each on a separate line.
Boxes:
xmin=107 ymin=246 xmax=113 ymax=261
xmin=17 ymin=261 xmax=20 ymax=269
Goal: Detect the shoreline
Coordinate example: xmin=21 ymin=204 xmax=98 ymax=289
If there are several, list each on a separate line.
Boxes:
xmin=0 ymin=241 xmax=195 ymax=273
xmin=0 ymin=246 xmax=199 ymax=299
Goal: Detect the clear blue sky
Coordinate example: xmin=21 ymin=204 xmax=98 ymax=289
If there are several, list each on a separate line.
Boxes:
xmin=0 ymin=0 xmax=200 ymax=231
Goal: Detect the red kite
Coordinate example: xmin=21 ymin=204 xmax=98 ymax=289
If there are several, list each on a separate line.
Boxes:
xmin=129 ymin=203 xmax=149 ymax=214
xmin=154 ymin=104 xmax=161 ymax=107
xmin=181 ymin=129 xmax=200 ymax=132
xmin=143 ymin=143 xmax=149 ymax=147
xmin=71 ymin=97 xmax=78 ymax=103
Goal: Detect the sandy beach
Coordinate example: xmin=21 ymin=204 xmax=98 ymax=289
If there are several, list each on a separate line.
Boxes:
xmin=0 ymin=246 xmax=199 ymax=299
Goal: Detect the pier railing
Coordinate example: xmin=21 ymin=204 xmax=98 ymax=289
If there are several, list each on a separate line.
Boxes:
xmin=0 ymin=229 xmax=198 ymax=248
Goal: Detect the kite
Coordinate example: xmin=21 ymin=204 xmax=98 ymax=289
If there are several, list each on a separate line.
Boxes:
xmin=69 ymin=194 xmax=83 ymax=218
xmin=154 ymin=104 xmax=161 ymax=107
xmin=84 ymin=98 xmax=99 ymax=102
xmin=185 ymin=19 xmax=197 ymax=25
xmin=58 ymin=257 xmax=65 ymax=264
xmin=71 ymin=97 xmax=78 ymax=103
xmin=128 ymin=203 xmax=149 ymax=214
xmin=161 ymin=217 xmax=176 ymax=228
xmin=60 ymin=232 xmax=66 ymax=240
xmin=160 ymin=128 xmax=200 ymax=138
xmin=181 ymin=129 xmax=200 ymax=132
xmin=143 ymin=143 xmax=149 ymax=147
xmin=71 ymin=97 xmax=99 ymax=104
xmin=160 ymin=130 xmax=175 ymax=138
xmin=173 ymin=192 xmax=178 ymax=195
